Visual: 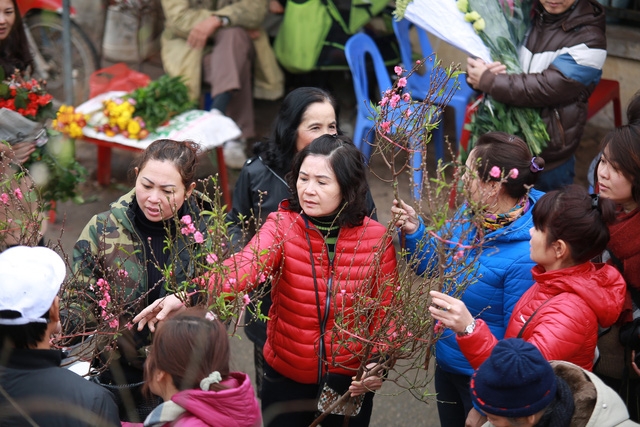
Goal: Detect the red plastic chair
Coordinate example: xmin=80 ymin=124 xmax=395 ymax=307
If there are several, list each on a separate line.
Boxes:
xmin=587 ymin=78 xmax=622 ymax=127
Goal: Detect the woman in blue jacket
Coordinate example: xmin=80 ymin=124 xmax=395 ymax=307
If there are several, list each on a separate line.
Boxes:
xmin=392 ymin=131 xmax=545 ymax=427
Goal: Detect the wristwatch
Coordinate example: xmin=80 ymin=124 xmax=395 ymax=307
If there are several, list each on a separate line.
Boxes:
xmin=457 ymin=319 xmax=476 ymax=337
xmin=219 ymin=16 xmax=231 ymax=27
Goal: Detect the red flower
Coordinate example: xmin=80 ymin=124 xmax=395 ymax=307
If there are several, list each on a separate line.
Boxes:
xmin=38 ymin=94 xmax=53 ymax=106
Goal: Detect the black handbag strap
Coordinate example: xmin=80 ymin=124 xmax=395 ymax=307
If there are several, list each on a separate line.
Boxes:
xmin=303 ymin=216 xmax=333 ymax=384
xmin=517 ymin=296 xmax=556 ymax=339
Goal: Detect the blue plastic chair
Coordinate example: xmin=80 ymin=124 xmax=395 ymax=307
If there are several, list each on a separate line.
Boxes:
xmin=345 ymin=32 xmax=441 ymax=200
xmin=392 ymin=18 xmax=475 ymax=156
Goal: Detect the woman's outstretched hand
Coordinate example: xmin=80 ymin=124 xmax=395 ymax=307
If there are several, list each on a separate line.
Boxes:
xmin=428 ymin=291 xmax=475 ymax=335
xmin=391 ymin=199 xmax=420 ymax=235
xmin=133 ymin=293 xmax=186 ymax=332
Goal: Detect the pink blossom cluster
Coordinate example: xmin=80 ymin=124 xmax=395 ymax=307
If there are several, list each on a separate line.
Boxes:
xmin=376 ymin=64 xmax=415 ymax=135
xmin=96 ymin=278 xmax=119 ymax=329
xmin=180 ymin=215 xmax=204 ymax=243
xmin=0 ymin=188 xmax=23 ymax=205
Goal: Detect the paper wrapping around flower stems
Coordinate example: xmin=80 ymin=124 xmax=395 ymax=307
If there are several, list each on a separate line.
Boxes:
xmin=404 ymin=0 xmax=492 ymax=63
xmin=76 ymin=91 xmax=242 ymax=152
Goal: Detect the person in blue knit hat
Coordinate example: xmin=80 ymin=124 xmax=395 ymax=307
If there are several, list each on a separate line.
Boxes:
xmin=471 ymin=338 xmax=639 ymax=427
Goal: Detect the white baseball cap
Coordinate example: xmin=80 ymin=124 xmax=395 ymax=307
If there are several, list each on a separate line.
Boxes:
xmin=0 ymin=246 xmax=66 ymax=325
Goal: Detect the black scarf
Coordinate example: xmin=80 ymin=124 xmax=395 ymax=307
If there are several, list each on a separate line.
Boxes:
xmin=133 ymin=200 xmax=185 ymax=303
xmin=535 ymin=376 xmax=574 ymax=427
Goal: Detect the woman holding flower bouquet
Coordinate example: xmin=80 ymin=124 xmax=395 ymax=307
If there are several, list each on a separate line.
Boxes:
xmin=135 ymin=135 xmax=397 ymax=427
xmin=466 ymin=0 xmax=606 ymax=192
xmin=70 ymin=139 xmax=209 ymax=421
xmin=393 ymin=132 xmax=545 ymax=427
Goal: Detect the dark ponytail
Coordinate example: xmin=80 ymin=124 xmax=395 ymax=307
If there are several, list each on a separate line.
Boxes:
xmin=532 ymin=185 xmax=616 ymax=264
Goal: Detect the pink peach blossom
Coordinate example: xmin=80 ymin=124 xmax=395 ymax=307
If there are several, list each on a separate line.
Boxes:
xmin=389 ymin=94 xmax=401 ymax=108
xmin=489 ymin=166 xmax=501 ymax=178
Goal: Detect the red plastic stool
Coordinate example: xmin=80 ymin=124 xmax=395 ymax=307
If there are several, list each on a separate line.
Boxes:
xmin=587 ymin=78 xmax=622 ymax=127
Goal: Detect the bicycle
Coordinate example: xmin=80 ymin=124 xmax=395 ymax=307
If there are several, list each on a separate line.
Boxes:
xmin=17 ymin=0 xmax=100 ymax=106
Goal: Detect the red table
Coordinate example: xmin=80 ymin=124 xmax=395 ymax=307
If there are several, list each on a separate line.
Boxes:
xmin=83 ymin=136 xmax=231 ymax=209
xmin=76 ymin=93 xmax=243 ymax=210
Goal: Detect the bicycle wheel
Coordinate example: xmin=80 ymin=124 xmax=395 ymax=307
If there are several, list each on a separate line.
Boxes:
xmin=25 ymin=10 xmax=99 ymax=106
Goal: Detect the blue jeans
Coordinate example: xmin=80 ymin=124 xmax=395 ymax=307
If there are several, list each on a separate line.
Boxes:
xmin=534 ymin=155 xmax=576 ymax=193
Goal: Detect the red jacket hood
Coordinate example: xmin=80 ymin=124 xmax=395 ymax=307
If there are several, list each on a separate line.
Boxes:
xmin=531 ymin=262 xmax=626 ymax=328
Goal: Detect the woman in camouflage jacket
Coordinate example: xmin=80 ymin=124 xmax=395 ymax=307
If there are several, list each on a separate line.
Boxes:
xmin=69 ymin=139 xmax=209 ymax=420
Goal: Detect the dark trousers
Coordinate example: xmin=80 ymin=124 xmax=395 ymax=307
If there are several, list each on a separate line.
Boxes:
xmin=261 ymin=361 xmax=375 ymax=427
xmin=435 ymin=363 xmax=473 ymax=427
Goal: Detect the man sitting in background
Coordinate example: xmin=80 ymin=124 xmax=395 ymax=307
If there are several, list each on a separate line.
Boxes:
xmin=161 ymin=0 xmax=277 ymax=169
xmin=0 ymin=246 xmax=119 ymax=426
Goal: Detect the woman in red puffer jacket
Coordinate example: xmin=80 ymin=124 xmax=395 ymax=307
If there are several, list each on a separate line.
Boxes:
xmin=134 ymin=135 xmax=397 ymax=427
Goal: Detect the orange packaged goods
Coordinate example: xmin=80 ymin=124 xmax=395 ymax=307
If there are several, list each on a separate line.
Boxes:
xmin=89 ymin=63 xmax=151 ymax=99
